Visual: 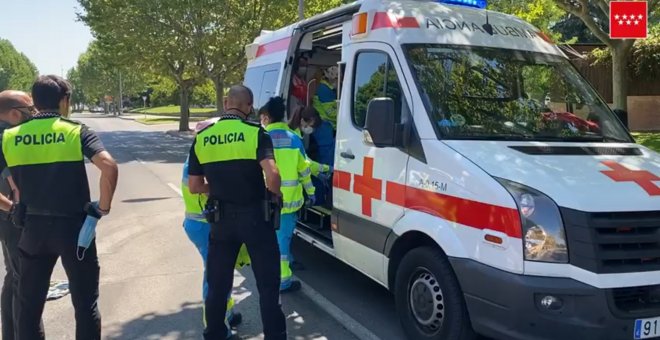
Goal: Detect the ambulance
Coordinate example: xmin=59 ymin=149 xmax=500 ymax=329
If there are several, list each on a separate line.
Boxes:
xmin=243 ymin=0 xmax=660 ymax=339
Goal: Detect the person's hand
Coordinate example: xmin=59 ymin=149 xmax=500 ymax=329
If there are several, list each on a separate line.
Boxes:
xmin=9 ymin=202 xmax=25 ymax=228
xmin=84 ymin=201 xmax=107 ymax=219
xmin=306 ymin=195 xmax=316 ymax=207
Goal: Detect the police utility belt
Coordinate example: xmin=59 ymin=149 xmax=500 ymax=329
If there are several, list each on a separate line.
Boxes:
xmin=203 ymin=191 xmax=283 ymax=230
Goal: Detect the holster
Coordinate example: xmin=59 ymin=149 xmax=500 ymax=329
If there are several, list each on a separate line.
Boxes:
xmin=264 ymin=192 xmax=282 ymax=230
xmin=9 ymin=203 xmax=26 ymax=229
xmin=204 ymin=199 xmax=222 ymax=224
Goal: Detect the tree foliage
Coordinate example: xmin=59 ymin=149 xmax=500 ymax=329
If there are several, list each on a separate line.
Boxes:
xmin=0 ymin=39 xmax=38 ymax=92
xmin=69 ymin=41 xmax=146 ymax=112
xmin=549 ymin=0 xmax=659 ymax=112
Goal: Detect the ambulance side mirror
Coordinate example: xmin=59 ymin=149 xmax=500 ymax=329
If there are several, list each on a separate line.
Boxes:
xmin=365 ymin=97 xmax=399 ymax=148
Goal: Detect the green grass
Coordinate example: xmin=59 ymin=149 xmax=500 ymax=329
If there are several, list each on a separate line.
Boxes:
xmin=132 ymin=105 xmax=216 ymax=116
xmin=135 ymin=116 xmax=207 ymax=125
xmin=633 ymin=132 xmax=660 ymax=152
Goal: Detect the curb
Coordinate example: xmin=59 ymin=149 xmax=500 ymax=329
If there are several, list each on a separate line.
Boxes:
xmin=297 ymin=275 xmax=382 ymax=340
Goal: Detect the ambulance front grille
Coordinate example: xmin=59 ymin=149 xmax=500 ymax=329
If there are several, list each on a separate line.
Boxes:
xmin=561 ymin=208 xmax=660 ymax=274
xmin=611 ymin=284 xmax=660 ymax=316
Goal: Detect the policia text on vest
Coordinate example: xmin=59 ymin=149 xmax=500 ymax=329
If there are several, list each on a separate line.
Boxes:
xmin=0 ymin=113 xmax=117 ymax=340
xmin=188 ymin=113 xmax=287 ymax=340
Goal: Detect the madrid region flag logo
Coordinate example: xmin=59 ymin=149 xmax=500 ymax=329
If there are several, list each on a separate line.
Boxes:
xmin=610 ymin=1 xmax=648 ymax=39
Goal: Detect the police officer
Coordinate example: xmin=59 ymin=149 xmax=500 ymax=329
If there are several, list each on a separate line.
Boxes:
xmin=0 ymin=75 xmax=119 ymax=340
xmin=0 ymin=90 xmax=42 ymax=340
xmin=188 ymin=85 xmax=286 ymax=340
xmin=181 ymin=117 xmax=250 ymax=328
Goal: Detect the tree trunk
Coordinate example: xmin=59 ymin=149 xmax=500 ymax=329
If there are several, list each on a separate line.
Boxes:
xmin=611 ymin=45 xmax=630 ymax=113
xmin=213 ymin=76 xmax=224 ymax=114
xmin=179 ymin=85 xmax=191 ymax=132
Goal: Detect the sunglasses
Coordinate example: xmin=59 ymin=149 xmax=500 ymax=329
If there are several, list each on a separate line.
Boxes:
xmin=12 ymin=105 xmax=36 ymax=116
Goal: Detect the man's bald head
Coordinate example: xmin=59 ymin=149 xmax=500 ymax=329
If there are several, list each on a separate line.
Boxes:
xmin=0 ymin=90 xmax=33 ymax=126
xmin=224 ymin=85 xmax=254 ymax=117
xmin=0 ymin=90 xmax=32 ymax=114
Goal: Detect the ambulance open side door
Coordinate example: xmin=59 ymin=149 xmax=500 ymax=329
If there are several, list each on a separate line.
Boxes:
xmin=333 ymin=42 xmax=413 ymax=285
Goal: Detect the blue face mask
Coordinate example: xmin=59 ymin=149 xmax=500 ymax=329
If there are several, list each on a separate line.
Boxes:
xmin=77 ymin=202 xmax=101 ymax=260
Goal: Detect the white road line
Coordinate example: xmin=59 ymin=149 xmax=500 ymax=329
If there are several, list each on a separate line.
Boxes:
xmin=167 ymin=183 xmax=182 ymax=197
xmin=298 ymin=276 xmax=382 ymax=340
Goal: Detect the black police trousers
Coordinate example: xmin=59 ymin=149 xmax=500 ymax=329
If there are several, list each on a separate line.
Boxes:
xmin=203 ymin=203 xmax=286 ymax=340
xmin=17 ymin=215 xmax=101 ymax=340
xmin=1 ymin=220 xmax=44 ymax=340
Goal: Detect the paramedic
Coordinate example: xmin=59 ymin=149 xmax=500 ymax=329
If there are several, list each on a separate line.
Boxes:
xmin=300 ymin=106 xmax=335 ymax=206
xmin=259 ymin=96 xmax=315 ymax=291
xmin=188 ymin=85 xmax=287 ymax=340
xmin=312 ymin=66 xmax=339 ymax=129
xmin=0 ymin=75 xmax=119 ymax=340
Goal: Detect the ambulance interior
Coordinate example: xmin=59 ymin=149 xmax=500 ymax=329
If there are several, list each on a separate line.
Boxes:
xmin=289 ymin=24 xmax=343 ymax=245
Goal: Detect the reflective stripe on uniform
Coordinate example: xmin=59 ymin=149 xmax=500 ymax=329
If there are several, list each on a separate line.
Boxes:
xmin=2 ymin=118 xmax=83 ymax=167
xmin=281 ymin=180 xmax=299 ymax=187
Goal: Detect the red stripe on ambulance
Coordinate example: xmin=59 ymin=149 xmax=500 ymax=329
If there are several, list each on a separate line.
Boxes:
xmin=256 ymin=37 xmax=291 ymax=58
xmin=334 ymin=157 xmax=522 ymax=238
xmin=372 ymin=12 xmax=420 ymax=30
xmin=333 ymin=170 xmax=352 ymax=191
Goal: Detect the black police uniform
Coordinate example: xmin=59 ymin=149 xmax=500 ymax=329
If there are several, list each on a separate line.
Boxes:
xmin=0 ymin=113 xmax=106 ymax=340
xmin=188 ymin=114 xmax=287 ymax=340
xmin=0 ymin=120 xmax=44 ymax=340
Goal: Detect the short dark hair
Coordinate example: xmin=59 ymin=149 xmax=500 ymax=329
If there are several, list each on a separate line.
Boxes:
xmin=260 ymin=96 xmax=286 ymax=122
xmin=32 ymin=75 xmax=72 ymax=111
xmin=301 ymin=106 xmax=322 ymax=128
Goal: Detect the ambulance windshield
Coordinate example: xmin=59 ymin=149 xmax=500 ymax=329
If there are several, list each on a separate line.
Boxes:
xmin=404 ymin=44 xmax=632 ymax=142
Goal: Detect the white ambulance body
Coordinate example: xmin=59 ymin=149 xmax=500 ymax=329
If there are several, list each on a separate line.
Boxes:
xmin=243 ymin=0 xmax=660 ymax=339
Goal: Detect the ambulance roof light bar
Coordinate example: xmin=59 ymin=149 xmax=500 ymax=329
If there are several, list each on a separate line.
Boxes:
xmin=436 ymin=0 xmax=487 ymax=9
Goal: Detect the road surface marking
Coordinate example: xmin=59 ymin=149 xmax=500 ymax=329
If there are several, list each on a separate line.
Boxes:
xmin=298 ymin=277 xmax=382 ymax=340
xmin=167 ymin=183 xmax=182 ymax=197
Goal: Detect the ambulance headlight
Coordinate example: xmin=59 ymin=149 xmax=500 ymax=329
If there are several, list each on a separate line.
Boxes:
xmin=496 ymin=178 xmax=568 ymax=263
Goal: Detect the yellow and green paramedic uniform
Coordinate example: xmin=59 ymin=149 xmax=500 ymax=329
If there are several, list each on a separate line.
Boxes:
xmin=291 ymin=127 xmax=331 ymax=177
xmin=0 ymin=113 xmax=106 ymax=339
xmin=265 ymin=122 xmax=315 ymax=290
xmin=181 ymin=156 xmax=250 ymax=325
xmin=312 ymin=79 xmax=338 ymax=129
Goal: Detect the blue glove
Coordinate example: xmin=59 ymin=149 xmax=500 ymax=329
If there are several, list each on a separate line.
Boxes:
xmin=306 ymin=195 xmax=316 ymax=207
xmin=77 ymin=202 xmax=101 ymax=261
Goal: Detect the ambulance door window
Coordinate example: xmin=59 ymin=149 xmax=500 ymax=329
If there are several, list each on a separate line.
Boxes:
xmin=243 ymin=62 xmax=281 ymax=110
xmin=352 ymin=52 xmax=404 ymax=129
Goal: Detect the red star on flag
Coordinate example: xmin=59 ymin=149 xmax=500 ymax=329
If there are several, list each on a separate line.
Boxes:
xmin=610 ymin=1 xmax=648 ymax=39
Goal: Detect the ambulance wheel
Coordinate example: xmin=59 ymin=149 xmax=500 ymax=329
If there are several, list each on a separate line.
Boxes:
xmin=395 ymin=247 xmax=475 ymax=340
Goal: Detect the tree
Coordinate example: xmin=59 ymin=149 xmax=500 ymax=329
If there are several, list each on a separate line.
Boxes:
xmin=78 ymin=0 xmax=207 ymax=131
xmin=551 ymin=0 xmax=659 ymax=115
xmin=70 ymin=41 xmax=146 ymax=113
xmin=0 ymin=39 xmax=38 ymax=92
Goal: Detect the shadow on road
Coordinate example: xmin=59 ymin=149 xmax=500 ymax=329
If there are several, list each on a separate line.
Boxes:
xmin=95 ymin=130 xmax=191 ymax=164
xmin=104 ymin=302 xmax=203 ymax=339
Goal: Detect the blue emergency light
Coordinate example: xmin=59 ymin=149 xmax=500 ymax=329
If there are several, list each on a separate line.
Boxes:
xmin=436 ymin=0 xmax=487 ymax=9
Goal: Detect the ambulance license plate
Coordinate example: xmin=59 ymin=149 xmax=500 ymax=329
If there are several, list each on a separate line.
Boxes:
xmin=635 ymin=317 xmax=660 ymax=339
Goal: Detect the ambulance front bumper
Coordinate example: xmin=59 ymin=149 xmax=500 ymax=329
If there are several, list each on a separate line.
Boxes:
xmin=450 ymin=258 xmax=655 ymax=340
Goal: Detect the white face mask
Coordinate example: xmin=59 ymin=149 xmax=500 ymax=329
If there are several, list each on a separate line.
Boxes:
xmin=301 ymin=125 xmax=314 ymax=135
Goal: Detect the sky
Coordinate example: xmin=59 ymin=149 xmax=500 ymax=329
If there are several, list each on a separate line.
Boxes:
xmin=0 ymin=0 xmax=93 ymax=77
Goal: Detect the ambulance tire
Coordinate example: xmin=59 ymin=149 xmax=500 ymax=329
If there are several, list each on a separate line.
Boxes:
xmin=395 ymin=247 xmax=476 ymax=340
